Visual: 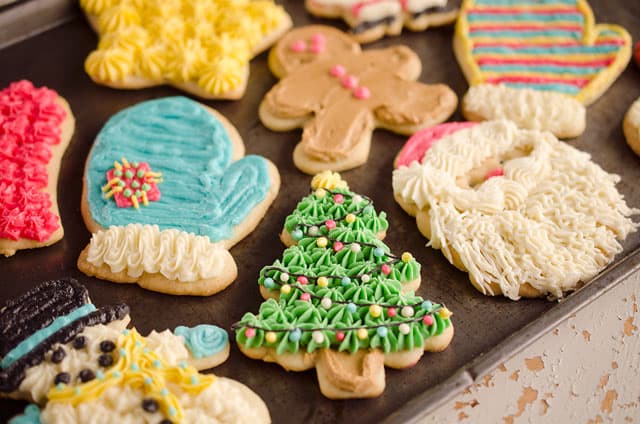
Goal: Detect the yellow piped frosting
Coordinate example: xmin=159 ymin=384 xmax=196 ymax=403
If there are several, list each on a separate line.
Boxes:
xmin=311 ymin=171 xmax=349 ymax=191
xmin=83 ymin=0 xmax=290 ymax=97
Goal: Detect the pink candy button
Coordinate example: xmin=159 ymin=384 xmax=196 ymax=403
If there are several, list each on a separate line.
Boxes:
xmin=330 ymin=64 xmax=346 ymax=77
xmin=341 ymin=75 xmax=358 ymax=89
xmin=290 ymin=40 xmax=306 ymax=53
xmin=485 ymin=168 xmax=504 ymax=180
xmin=353 ymin=86 xmax=371 ymax=100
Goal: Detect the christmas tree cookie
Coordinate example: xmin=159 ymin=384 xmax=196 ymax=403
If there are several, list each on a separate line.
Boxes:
xmin=234 ymin=172 xmax=453 ymax=399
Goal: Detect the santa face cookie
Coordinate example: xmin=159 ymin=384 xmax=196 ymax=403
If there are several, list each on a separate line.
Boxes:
xmin=393 ymin=120 xmax=639 ymax=300
xmin=305 ymin=0 xmax=458 ymax=43
xmin=78 ymin=96 xmax=280 ymax=296
xmin=623 ymin=97 xmax=640 ymax=157
xmin=454 ymin=0 xmax=631 ymax=138
xmin=2 ymin=279 xmax=270 ymax=423
xmin=81 ymin=0 xmax=292 ymax=99
xmin=260 ymin=25 xmax=457 ymax=175
xmin=0 ymin=81 xmax=75 ymax=257
xmin=235 ymin=172 xmax=453 ymax=399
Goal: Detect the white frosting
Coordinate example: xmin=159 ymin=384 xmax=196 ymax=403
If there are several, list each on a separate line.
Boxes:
xmin=393 ymin=120 xmax=639 ymax=299
xmin=463 ymin=84 xmax=586 ymax=138
xmin=19 ymin=321 xmax=128 ymax=403
xmin=40 ymin=378 xmax=265 ymax=424
xmin=86 ymin=224 xmax=229 ymax=282
xmin=312 ymin=0 xmax=446 ymax=23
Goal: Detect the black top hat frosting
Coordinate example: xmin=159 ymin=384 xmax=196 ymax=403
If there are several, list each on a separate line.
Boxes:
xmin=0 ymin=278 xmax=129 ymax=392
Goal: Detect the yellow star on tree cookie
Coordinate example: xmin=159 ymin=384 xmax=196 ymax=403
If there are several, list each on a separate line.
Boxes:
xmin=81 ymin=0 xmax=292 ymax=99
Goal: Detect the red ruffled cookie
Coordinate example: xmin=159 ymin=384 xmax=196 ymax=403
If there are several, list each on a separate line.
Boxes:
xmin=0 ymin=81 xmax=75 ymax=257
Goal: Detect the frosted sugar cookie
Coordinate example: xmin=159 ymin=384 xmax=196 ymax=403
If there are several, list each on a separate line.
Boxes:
xmin=454 ymin=0 xmax=631 ymax=138
xmin=260 ymin=25 xmax=457 ymax=174
xmin=393 ymin=120 xmax=638 ymax=300
xmin=81 ymin=0 xmax=292 ymax=99
xmin=0 ymin=81 xmax=75 ymax=257
xmin=2 ymin=278 xmax=270 ymax=423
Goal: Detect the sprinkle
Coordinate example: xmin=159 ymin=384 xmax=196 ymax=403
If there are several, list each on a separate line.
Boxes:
xmin=137 ymin=169 xmax=145 ymax=178
xmin=144 ymin=377 xmax=152 ymax=385
xmin=292 ymin=229 xmax=304 ymax=240
xmin=190 ymin=375 xmax=199 ymax=385
xmin=341 ymin=276 xmax=351 ymax=286
xmin=169 ymin=406 xmax=177 ymax=417
xmin=350 ymin=243 xmax=361 ymax=253
xmin=74 ymin=387 xmax=81 ymax=395
xmin=361 ymin=274 xmax=371 ymax=283
xmin=312 ymin=331 xmax=324 ymax=344
xmin=352 ymin=195 xmax=363 ymax=203
xmin=421 ymin=300 xmax=433 ymax=311
xmin=265 ymin=332 xmax=277 ymax=343
xmin=112 ymin=371 xmax=121 ymax=378
xmin=399 ymin=323 xmax=411 ymax=335
xmin=263 ymin=277 xmax=275 ymax=289
xmin=353 ymin=86 xmax=371 ymax=100
xmin=423 ymin=315 xmax=434 ymax=326
xmin=290 ymin=39 xmax=306 ymax=53
xmin=345 ymin=213 xmax=356 ymax=223
xmin=153 ymin=360 xmax=162 ymax=368
xmin=125 ymin=170 xmax=134 ymax=179
xmin=363 ymin=205 xmax=373 ymax=214
xmin=401 ymin=306 xmax=415 ymax=318
xmin=245 ymin=328 xmax=256 ymax=338
xmin=341 ymin=75 xmax=358 ymax=89
xmin=357 ymin=328 xmax=368 ymax=340
xmin=333 ymin=194 xmax=344 ymax=204
xmin=439 ymin=307 xmax=453 ymax=320
xmin=300 ymin=293 xmax=311 ymax=302
xmin=325 ymin=220 xmax=336 ymax=230
xmin=387 ymin=307 xmax=397 ymax=318
xmin=373 ymin=247 xmax=385 ymax=258
xmin=297 ymin=276 xmax=308 ymax=285
xmin=333 ymin=241 xmax=344 ymax=252
xmin=311 ymin=33 xmax=326 ymax=45
xmin=321 ymin=297 xmax=332 ymax=309
xmin=281 ymin=284 xmax=292 ymax=294
xmin=96 ymin=371 xmax=105 ymax=380
xmin=330 ymin=64 xmax=346 ymax=78
xmin=310 ymin=43 xmax=324 ymax=54
xmin=317 ymin=276 xmax=329 ymax=288
xmin=131 ymin=364 xmax=139 ymax=371
xmin=179 ymin=361 xmax=187 ymax=369
xmin=119 ymin=348 xmax=127 ymax=357
xmin=308 ymin=226 xmax=319 ymax=236
xmin=279 ymin=272 xmax=290 ymax=282
xmin=315 ymin=188 xmax=326 ymax=198
xmin=369 ymin=304 xmax=382 ymax=318
xmin=377 ymin=327 xmax=388 ymax=338
xmin=347 ymin=303 xmax=357 ymax=313
xmin=381 ymin=264 xmax=391 ymax=275
xmin=336 ymin=331 xmax=345 ymax=341
xmin=288 ymin=329 xmax=302 ymax=342
xmin=160 ymin=388 xmax=169 ymax=396
xmin=402 ymin=252 xmax=413 ymax=263
xmin=122 ymin=329 xmax=130 ymax=335
xmin=316 ymin=237 xmax=328 ymax=248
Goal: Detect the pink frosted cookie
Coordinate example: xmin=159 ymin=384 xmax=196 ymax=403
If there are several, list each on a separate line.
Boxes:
xmin=393 ymin=120 xmax=638 ymax=300
xmin=0 ymin=81 xmax=75 ymax=257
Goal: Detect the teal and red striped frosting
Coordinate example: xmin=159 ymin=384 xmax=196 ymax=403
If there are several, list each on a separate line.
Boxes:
xmin=458 ymin=0 xmax=630 ymax=99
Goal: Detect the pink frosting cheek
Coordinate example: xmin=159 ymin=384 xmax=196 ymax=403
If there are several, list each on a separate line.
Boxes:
xmin=395 ymin=122 xmax=478 ymax=168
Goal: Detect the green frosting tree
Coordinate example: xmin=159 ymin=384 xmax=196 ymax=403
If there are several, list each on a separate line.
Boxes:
xmin=234 ymin=172 xmax=453 ymax=399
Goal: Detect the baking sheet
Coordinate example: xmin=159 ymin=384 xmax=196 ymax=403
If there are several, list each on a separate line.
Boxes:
xmin=0 ymin=0 xmax=639 ymax=422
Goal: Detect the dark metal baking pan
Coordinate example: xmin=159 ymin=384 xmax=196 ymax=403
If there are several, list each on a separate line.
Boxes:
xmin=1 ymin=0 xmax=639 ymax=422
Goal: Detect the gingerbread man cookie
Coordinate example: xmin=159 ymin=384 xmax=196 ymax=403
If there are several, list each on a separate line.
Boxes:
xmin=393 ymin=120 xmax=639 ymax=300
xmin=1 ymin=278 xmax=270 ymax=423
xmin=454 ymin=0 xmax=631 ymax=138
xmin=78 ymin=97 xmax=280 ymax=296
xmin=305 ymin=0 xmax=458 ymax=43
xmin=80 ymin=0 xmax=292 ymax=99
xmin=259 ymin=25 xmax=458 ymax=174
xmin=0 ymin=81 xmax=75 ymax=257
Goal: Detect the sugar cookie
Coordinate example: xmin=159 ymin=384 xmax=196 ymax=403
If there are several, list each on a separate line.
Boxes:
xmin=623 ymin=97 xmax=640 ymax=157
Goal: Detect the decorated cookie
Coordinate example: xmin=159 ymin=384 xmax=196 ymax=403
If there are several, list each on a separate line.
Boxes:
xmin=635 ymin=41 xmax=640 ymax=67
xmin=454 ymin=0 xmax=631 ymax=138
xmin=623 ymin=97 xmax=640 ymax=157
xmin=393 ymin=120 xmax=639 ymax=300
xmin=2 ymin=278 xmax=270 ymax=423
xmin=81 ymin=0 xmax=292 ymax=99
xmin=234 ymin=173 xmax=453 ymax=399
xmin=0 ymin=81 xmax=75 ymax=257
xmin=78 ymin=97 xmax=280 ymax=296
xmin=260 ymin=25 xmax=457 ymax=174
xmin=305 ymin=0 xmax=458 ymax=43
xmin=280 ymin=170 xmax=389 ymax=246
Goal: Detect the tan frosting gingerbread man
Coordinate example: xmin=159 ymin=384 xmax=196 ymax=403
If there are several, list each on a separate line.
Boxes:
xmin=259 ymin=25 xmax=457 ymax=174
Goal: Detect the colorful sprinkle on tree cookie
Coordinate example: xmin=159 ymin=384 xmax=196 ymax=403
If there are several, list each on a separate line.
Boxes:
xmin=1 ymin=279 xmax=270 ymax=423
xmin=454 ymin=0 xmax=631 ymax=138
xmin=0 ymin=81 xmax=75 ymax=257
xmin=260 ymin=25 xmax=457 ymax=174
xmin=80 ymin=0 xmax=292 ymax=99
xmin=234 ymin=173 xmax=453 ymax=399
xmin=393 ymin=120 xmax=639 ymax=300
xmin=305 ymin=0 xmax=458 ymax=43
xmin=78 ymin=97 xmax=280 ymax=296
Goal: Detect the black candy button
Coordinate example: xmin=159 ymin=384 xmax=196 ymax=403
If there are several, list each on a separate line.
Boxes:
xmin=99 ymin=340 xmax=116 ymax=353
xmin=142 ymin=398 xmax=159 ymax=413
xmin=73 ymin=336 xmax=87 ymax=349
xmin=78 ymin=369 xmax=95 ymax=382
xmin=54 ymin=372 xmax=70 ymax=385
xmin=98 ymin=354 xmax=113 ymax=367
xmin=50 ymin=347 xmax=66 ymax=363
